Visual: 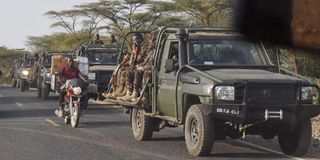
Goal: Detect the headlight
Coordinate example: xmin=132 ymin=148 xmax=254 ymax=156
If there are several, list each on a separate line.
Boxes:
xmin=73 ymin=87 xmax=82 ymax=95
xmin=214 ymin=86 xmax=234 ymax=101
xmin=45 ymin=73 xmax=52 ymax=78
xmin=22 ymin=70 xmax=29 ymax=76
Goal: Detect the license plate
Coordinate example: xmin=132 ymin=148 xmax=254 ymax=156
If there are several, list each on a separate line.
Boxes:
xmin=88 ymin=72 xmax=96 ymax=80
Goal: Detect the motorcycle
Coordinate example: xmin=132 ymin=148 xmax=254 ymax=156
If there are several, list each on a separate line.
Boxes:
xmin=61 ymin=78 xmax=87 ymax=128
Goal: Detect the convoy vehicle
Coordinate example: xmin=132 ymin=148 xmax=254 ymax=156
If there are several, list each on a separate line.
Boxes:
xmin=34 ymin=52 xmax=73 ymax=99
xmin=76 ymin=44 xmax=120 ymax=101
xmin=11 ymin=58 xmax=23 ymax=88
xmin=17 ymin=55 xmax=37 ymax=92
xmin=106 ymin=28 xmax=320 ymax=157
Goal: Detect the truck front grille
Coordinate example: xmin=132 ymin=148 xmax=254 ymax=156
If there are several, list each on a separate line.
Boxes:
xmin=246 ymin=83 xmax=296 ymax=104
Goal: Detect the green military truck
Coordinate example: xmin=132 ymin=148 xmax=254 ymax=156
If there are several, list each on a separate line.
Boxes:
xmin=34 ymin=52 xmax=73 ymax=99
xmin=11 ymin=58 xmax=23 ymax=88
xmin=76 ymin=44 xmax=120 ymax=102
xmin=16 ymin=55 xmax=37 ymax=92
xmin=107 ymin=28 xmax=320 ymax=157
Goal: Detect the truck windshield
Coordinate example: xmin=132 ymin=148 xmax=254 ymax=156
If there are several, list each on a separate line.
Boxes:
xmin=188 ymin=38 xmax=268 ymax=66
xmin=25 ymin=58 xmax=36 ymax=68
xmin=44 ymin=55 xmax=52 ymax=68
xmin=87 ymin=51 xmax=118 ymax=65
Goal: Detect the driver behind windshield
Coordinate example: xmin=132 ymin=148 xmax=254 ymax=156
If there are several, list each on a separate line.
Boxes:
xmin=55 ymin=57 xmax=87 ymax=117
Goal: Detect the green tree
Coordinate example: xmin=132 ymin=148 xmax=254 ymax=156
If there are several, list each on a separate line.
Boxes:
xmin=174 ymin=0 xmax=233 ymax=27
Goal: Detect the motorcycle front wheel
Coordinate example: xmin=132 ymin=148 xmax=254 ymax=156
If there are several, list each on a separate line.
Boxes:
xmin=70 ymin=101 xmax=80 ymax=128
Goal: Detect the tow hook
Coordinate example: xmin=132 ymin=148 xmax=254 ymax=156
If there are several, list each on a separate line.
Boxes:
xmin=264 ymin=109 xmax=283 ymax=120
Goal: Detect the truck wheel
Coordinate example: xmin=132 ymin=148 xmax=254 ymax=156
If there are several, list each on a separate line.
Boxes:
xmin=131 ymin=108 xmax=154 ymax=141
xmin=278 ymin=118 xmax=311 ymax=156
xmin=82 ymin=95 xmax=89 ymax=110
xmin=20 ymin=79 xmax=26 ymax=92
xmin=12 ymin=79 xmax=17 ymax=88
xmin=42 ymin=84 xmax=50 ymax=100
xmin=17 ymin=79 xmax=20 ymax=88
xmin=185 ymin=104 xmax=214 ymax=156
xmin=37 ymin=84 xmax=42 ymax=98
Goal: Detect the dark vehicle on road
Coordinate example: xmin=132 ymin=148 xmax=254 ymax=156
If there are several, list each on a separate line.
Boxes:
xmin=77 ymin=44 xmax=120 ymax=102
xmin=11 ymin=58 xmax=23 ymax=88
xmin=35 ymin=52 xmax=73 ymax=99
xmin=107 ymin=28 xmax=320 ymax=157
xmin=17 ymin=55 xmax=37 ymax=92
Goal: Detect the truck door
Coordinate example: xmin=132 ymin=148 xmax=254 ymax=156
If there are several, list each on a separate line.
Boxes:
xmin=157 ymin=40 xmax=179 ymax=117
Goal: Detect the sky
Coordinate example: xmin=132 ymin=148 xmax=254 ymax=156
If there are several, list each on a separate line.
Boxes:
xmin=0 ymin=0 xmax=97 ymax=50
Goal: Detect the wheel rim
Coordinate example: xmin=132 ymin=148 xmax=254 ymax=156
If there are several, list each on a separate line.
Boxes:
xmin=136 ymin=110 xmax=142 ymax=130
xmin=190 ymin=117 xmax=199 ymax=147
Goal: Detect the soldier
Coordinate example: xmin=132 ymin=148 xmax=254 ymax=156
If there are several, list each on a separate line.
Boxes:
xmin=91 ymin=33 xmax=104 ymax=44
xmin=117 ymin=33 xmax=145 ymax=101
xmin=104 ymin=33 xmax=144 ymax=100
xmin=121 ymin=32 xmax=157 ymax=102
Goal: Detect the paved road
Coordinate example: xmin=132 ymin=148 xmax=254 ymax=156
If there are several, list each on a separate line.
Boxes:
xmin=0 ymin=85 xmax=318 ymax=160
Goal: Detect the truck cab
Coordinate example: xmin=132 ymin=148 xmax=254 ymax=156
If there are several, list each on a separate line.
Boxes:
xmin=35 ymin=52 xmax=73 ymax=99
xmin=17 ymin=55 xmax=37 ymax=92
xmin=77 ymin=44 xmax=120 ymax=101
xmin=107 ymin=28 xmax=320 ymax=157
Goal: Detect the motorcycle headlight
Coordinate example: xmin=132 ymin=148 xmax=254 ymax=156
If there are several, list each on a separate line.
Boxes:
xmin=22 ymin=70 xmax=29 ymax=76
xmin=45 ymin=73 xmax=52 ymax=78
xmin=214 ymin=86 xmax=234 ymax=101
xmin=73 ymin=87 xmax=82 ymax=95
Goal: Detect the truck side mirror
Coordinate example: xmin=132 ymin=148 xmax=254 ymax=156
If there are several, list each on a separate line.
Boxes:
xmin=164 ymin=59 xmax=174 ymax=73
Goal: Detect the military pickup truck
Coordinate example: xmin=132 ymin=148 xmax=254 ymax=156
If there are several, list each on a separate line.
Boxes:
xmin=107 ymin=28 xmax=320 ymax=157
xmin=16 ymin=55 xmax=37 ymax=92
xmin=34 ymin=52 xmax=73 ymax=99
xmin=76 ymin=44 xmax=120 ymax=101
xmin=11 ymin=58 xmax=23 ymax=88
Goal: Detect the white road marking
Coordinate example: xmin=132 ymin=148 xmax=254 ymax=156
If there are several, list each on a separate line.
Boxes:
xmin=0 ymin=127 xmax=172 ymax=160
xmin=0 ymin=95 xmax=3 ymax=97
xmin=235 ymin=140 xmax=306 ymax=160
xmin=45 ymin=119 xmax=60 ymax=127
xmin=29 ymin=88 xmax=37 ymax=91
xmin=15 ymin=103 xmax=23 ymax=107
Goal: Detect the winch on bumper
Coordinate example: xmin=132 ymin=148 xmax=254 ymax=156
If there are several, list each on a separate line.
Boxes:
xmin=208 ymin=80 xmax=320 ymax=127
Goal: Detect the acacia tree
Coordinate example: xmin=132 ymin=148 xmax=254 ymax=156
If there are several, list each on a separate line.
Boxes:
xmin=45 ymin=8 xmax=104 ymax=45
xmin=174 ymin=0 xmax=233 ymax=27
xmin=78 ymin=0 xmax=187 ymax=37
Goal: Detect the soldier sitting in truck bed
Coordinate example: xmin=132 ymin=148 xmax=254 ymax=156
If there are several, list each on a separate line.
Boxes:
xmin=104 ymin=33 xmax=145 ymax=100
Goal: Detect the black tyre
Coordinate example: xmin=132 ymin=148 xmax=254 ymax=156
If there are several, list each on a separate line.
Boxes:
xmin=17 ymin=79 xmax=20 ymax=88
xmin=12 ymin=79 xmax=17 ymax=88
xmin=185 ymin=104 xmax=214 ymax=157
xmin=37 ymin=84 xmax=42 ymax=98
xmin=20 ymin=79 xmax=26 ymax=92
xmin=70 ymin=102 xmax=80 ymax=128
xmin=82 ymin=95 xmax=89 ymax=110
xmin=131 ymin=108 xmax=154 ymax=141
xmin=41 ymin=84 xmax=49 ymax=100
xmin=278 ymin=118 xmax=312 ymax=156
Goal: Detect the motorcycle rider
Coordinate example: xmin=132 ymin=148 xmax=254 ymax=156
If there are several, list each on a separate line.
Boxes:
xmin=55 ymin=57 xmax=88 ymax=117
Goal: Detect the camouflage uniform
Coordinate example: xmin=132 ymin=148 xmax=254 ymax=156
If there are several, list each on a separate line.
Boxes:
xmin=125 ymin=32 xmax=157 ymax=102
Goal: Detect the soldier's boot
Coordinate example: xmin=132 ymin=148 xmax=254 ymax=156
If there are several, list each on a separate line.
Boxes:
xmin=121 ymin=90 xmax=133 ymax=102
xmin=116 ymin=85 xmax=126 ymax=97
xmin=130 ymin=90 xmax=139 ymax=102
xmin=116 ymin=85 xmax=129 ymax=100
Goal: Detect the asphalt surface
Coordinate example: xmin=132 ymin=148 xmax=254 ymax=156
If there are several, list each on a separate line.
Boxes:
xmin=0 ymin=85 xmax=319 ymax=160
